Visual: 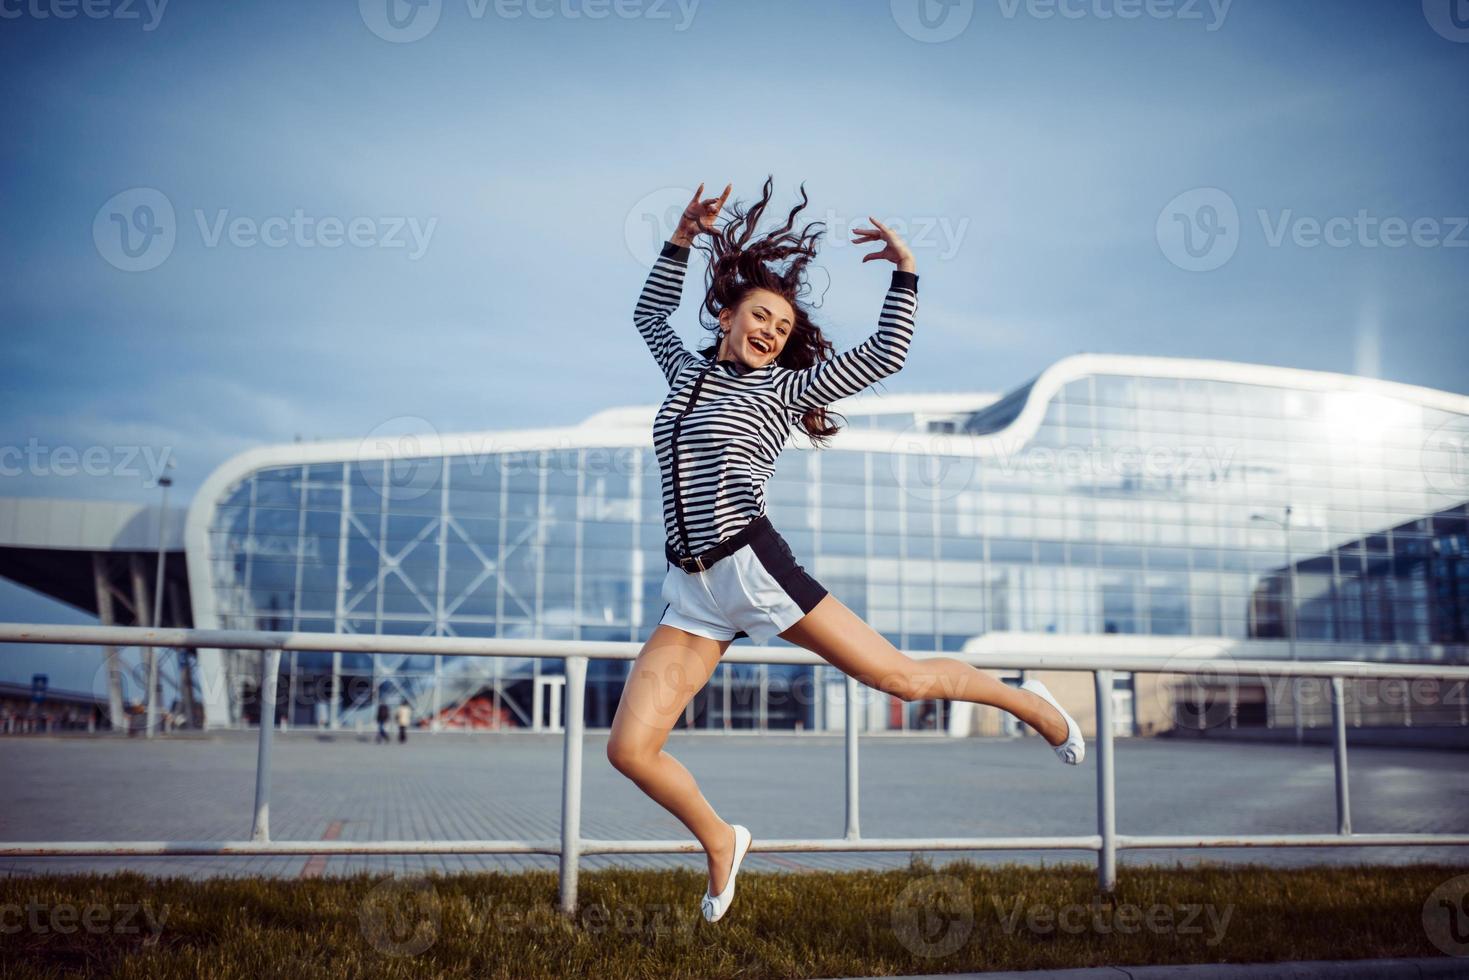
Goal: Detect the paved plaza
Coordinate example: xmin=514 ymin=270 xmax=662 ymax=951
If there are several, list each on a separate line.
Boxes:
xmin=2 ymin=731 xmax=1466 ymax=880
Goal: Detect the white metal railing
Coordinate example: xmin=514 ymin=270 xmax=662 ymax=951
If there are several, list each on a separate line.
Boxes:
xmin=3 ymin=622 xmax=1469 ymax=912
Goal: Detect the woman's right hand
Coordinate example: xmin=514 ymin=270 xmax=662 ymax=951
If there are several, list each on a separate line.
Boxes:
xmin=670 ymin=182 xmax=731 ymax=246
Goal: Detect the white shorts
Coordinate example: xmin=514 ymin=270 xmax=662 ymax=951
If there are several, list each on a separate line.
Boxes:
xmin=658 ymin=516 xmax=828 ymax=645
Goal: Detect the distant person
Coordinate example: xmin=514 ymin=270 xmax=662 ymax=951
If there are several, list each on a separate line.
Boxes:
xmin=606 ymin=179 xmax=1084 ymax=925
xmin=396 ymin=701 xmax=410 ymax=743
xmin=375 ymin=701 xmax=390 ymax=744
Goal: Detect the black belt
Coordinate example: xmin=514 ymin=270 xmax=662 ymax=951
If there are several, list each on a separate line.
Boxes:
xmin=666 ymin=515 xmax=771 ymax=573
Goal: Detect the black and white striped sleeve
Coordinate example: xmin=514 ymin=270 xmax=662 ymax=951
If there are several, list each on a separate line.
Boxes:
xmin=633 ymin=239 xmax=700 ymax=386
xmin=779 ymin=270 xmax=919 ymax=412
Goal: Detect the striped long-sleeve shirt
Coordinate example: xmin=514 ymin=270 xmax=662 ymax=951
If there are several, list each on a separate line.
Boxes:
xmin=635 ymin=239 xmax=920 ymax=557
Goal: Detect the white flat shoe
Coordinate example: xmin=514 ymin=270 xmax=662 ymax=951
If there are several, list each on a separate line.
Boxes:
xmin=1020 ymin=678 xmax=1085 ymax=765
xmin=700 ymin=824 xmax=752 ymax=923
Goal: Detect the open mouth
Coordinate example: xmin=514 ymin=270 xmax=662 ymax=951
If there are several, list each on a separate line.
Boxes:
xmin=748 ymin=338 xmax=771 ymax=355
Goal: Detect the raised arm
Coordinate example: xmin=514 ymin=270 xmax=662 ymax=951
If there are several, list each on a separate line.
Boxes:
xmin=632 ymin=182 xmax=732 ymax=386
xmin=778 ymin=217 xmax=919 ymax=412
xmin=633 ymin=241 xmax=699 ymax=386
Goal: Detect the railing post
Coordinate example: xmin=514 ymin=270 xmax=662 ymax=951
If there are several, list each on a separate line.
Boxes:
xmin=1094 ymin=669 xmax=1116 ymax=895
xmin=558 ymin=655 xmax=588 ymax=914
xmin=250 ymin=647 xmax=282 ymax=842
xmin=144 ymin=645 xmax=159 ymax=739
xmin=1331 ymin=675 xmax=1351 ymax=835
xmin=844 ymin=673 xmax=860 ymax=839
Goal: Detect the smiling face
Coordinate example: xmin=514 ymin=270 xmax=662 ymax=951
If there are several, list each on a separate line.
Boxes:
xmin=716 ymin=288 xmax=796 ymax=369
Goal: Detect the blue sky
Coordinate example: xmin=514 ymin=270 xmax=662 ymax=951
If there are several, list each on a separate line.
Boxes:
xmin=1 ymin=0 xmax=1466 ymax=689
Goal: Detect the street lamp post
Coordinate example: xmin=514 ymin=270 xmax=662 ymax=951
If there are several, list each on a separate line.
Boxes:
xmin=146 ymin=464 xmax=175 ymax=739
xmin=1252 ymin=506 xmax=1298 ymax=743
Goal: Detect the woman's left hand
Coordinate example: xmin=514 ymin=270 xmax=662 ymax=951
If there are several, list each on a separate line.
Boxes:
xmin=852 ymin=216 xmax=916 ymax=273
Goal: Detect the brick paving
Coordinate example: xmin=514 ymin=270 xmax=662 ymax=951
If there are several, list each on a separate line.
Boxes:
xmin=1 ymin=731 xmax=1466 ymax=880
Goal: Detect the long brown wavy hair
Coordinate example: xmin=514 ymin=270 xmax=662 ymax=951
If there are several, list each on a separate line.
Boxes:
xmin=690 ymin=175 xmax=854 ymax=448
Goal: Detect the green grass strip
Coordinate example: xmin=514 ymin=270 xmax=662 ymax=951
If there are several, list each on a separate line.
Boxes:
xmin=1 ymin=858 xmax=1466 ymax=978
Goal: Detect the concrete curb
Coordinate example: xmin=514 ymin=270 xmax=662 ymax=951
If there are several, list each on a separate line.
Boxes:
xmin=815 ymin=957 xmax=1469 ymax=979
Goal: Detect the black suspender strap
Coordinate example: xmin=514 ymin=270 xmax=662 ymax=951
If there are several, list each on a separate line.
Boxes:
xmin=668 ymin=361 xmax=715 ymax=559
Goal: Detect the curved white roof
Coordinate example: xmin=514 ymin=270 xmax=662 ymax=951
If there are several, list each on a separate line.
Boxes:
xmin=576 ymin=390 xmax=1002 ymax=429
xmin=0 ymin=496 xmax=185 ymax=552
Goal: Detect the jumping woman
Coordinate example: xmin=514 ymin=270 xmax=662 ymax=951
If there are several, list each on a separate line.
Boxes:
xmin=607 ymin=177 xmax=1085 ymax=924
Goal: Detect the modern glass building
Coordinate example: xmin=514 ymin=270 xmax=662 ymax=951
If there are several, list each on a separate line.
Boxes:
xmin=183 ymin=353 xmax=1469 ymax=734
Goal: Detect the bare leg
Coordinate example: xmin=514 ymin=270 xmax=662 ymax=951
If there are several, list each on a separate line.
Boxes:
xmin=779 ymin=593 xmax=1070 ymax=744
xmin=606 ymin=624 xmax=742 ymax=895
